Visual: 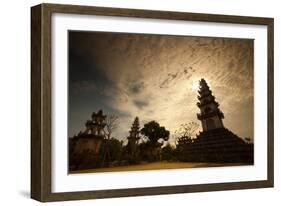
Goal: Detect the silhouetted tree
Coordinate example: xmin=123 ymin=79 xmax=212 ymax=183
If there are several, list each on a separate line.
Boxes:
xmin=108 ymin=138 xmax=123 ymax=161
xmin=99 ymin=137 xmax=123 ymax=165
xmin=141 ymin=121 xmax=170 ymax=146
xmin=175 ymin=122 xmax=199 ymax=140
xmin=139 ymin=121 xmax=170 ymax=162
xmin=175 ymin=122 xmax=199 ymax=162
xmin=161 ymin=143 xmax=177 ymax=161
xmin=103 ymin=115 xmax=119 ymax=140
xmin=175 ymin=122 xmax=198 ymax=146
xmin=101 ymin=115 xmax=119 ymax=165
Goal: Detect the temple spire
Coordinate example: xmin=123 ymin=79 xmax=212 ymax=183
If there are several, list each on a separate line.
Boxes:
xmin=127 ymin=117 xmax=141 ymax=158
xmin=197 ymin=79 xmax=224 ymax=131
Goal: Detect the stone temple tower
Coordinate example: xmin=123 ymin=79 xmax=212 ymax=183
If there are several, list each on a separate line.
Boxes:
xmin=186 ymin=78 xmax=254 ymax=163
xmin=197 ymin=78 xmax=224 ymax=131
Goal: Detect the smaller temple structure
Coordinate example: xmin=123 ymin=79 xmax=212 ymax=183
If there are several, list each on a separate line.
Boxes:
xmin=84 ymin=110 xmax=107 ymax=136
xmin=184 ymin=79 xmax=253 ymax=163
xmin=69 ymin=110 xmax=107 ymax=170
xmin=126 ymin=117 xmax=141 ymax=162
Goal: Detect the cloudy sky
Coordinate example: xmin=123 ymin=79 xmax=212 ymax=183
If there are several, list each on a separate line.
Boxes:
xmin=68 ymin=31 xmax=254 ymax=145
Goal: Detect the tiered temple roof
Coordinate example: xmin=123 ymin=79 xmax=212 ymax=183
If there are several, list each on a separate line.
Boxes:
xmin=188 ymin=128 xmax=253 ymax=162
xmin=187 ymin=78 xmax=254 ymax=163
xmin=197 ymin=79 xmax=224 ymax=121
xmin=127 ymin=117 xmax=141 ymax=160
xmin=84 ymin=110 xmax=107 ymax=136
xmin=128 ymin=117 xmax=140 ymax=141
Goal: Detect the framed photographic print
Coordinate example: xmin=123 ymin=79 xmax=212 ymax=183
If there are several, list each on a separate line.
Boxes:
xmin=31 ymin=3 xmax=274 ymax=202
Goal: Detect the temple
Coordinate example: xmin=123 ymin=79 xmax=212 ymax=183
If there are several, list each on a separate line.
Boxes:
xmin=187 ymin=79 xmax=254 ymax=163
xmin=197 ymin=79 xmax=224 ymax=131
xmin=126 ymin=117 xmax=141 ymax=162
xmin=69 ymin=110 xmax=107 ymax=170
xmin=84 ymin=110 xmax=107 ymax=136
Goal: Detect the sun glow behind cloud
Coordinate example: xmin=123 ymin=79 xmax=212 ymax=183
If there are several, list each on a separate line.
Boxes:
xmin=191 ymin=80 xmax=199 ymax=91
xmin=68 ymin=31 xmax=254 ymax=144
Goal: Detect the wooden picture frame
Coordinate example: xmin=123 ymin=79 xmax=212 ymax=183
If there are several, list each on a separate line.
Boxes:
xmin=31 ymin=3 xmax=274 ymax=202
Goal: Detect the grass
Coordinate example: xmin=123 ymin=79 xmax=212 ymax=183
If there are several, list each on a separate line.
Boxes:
xmin=69 ymin=161 xmax=249 ymax=174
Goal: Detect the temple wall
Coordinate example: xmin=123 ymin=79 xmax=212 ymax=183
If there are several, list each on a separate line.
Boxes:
xmin=199 ymin=102 xmax=217 ymax=113
xmin=72 ymin=138 xmax=103 ymax=155
xmin=213 ymin=116 xmax=224 ymax=128
xmin=202 ymin=116 xmax=224 ymax=131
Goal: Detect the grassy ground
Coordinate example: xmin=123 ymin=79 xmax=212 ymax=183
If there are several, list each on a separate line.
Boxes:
xmin=69 ymin=161 xmax=249 ymax=174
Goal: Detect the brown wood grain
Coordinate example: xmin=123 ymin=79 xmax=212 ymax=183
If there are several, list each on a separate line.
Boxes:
xmin=267 ymin=20 xmax=274 ymax=187
xmin=31 ymin=4 xmax=42 ymax=201
xmin=31 ymin=3 xmax=274 ymax=202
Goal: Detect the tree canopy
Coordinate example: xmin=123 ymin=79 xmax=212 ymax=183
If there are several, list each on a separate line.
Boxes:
xmin=140 ymin=121 xmax=170 ymax=145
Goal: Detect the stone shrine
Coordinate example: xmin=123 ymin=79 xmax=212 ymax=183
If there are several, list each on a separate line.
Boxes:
xmin=69 ymin=110 xmax=107 ymax=170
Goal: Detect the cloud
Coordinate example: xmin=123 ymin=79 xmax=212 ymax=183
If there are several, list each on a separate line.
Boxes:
xmin=133 ymin=100 xmax=149 ymax=109
xmin=68 ymin=32 xmax=254 ymax=143
xmin=128 ymin=81 xmax=145 ymax=94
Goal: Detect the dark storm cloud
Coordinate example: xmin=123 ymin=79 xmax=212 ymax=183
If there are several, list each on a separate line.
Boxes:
xmin=68 ymin=32 xmax=133 ymax=136
xmin=68 ymin=49 xmax=112 ymax=89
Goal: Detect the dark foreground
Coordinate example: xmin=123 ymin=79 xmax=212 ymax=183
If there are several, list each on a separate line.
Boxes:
xmin=69 ymin=161 xmax=251 ymax=174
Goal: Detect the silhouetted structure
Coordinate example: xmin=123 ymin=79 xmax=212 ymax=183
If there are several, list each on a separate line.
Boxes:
xmin=183 ymin=79 xmax=253 ymax=163
xmin=85 ymin=110 xmax=107 ymax=136
xmin=126 ymin=117 xmax=141 ymax=162
xmin=197 ymin=79 xmax=224 ymax=131
xmin=69 ymin=110 xmax=107 ymax=170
